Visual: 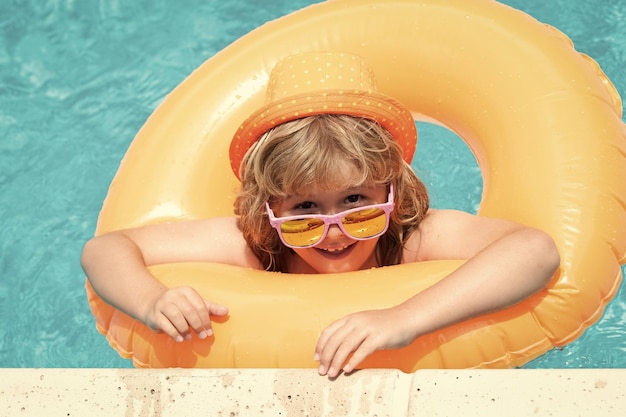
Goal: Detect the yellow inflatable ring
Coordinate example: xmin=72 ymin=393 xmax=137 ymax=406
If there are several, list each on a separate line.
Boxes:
xmin=86 ymin=0 xmax=626 ymax=369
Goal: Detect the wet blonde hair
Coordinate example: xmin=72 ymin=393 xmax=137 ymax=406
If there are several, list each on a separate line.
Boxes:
xmin=234 ymin=114 xmax=429 ymax=272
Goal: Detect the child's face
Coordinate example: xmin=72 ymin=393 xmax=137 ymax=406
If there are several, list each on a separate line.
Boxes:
xmin=272 ymin=182 xmax=389 ymax=273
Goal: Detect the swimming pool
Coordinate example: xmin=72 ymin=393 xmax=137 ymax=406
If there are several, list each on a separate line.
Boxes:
xmin=0 ymin=0 xmax=624 ymax=368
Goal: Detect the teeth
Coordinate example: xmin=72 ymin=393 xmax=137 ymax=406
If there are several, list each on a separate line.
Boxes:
xmin=323 ymin=245 xmax=350 ymax=253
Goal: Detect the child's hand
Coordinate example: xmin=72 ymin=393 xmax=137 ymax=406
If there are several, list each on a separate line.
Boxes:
xmin=314 ymin=308 xmax=415 ymax=378
xmin=144 ymin=286 xmax=228 ymax=342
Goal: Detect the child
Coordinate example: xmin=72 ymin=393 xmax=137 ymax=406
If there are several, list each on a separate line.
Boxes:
xmin=81 ymin=52 xmax=560 ymax=378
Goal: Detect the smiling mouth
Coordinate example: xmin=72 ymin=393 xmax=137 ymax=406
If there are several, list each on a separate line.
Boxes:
xmin=316 ymin=243 xmax=354 ymax=256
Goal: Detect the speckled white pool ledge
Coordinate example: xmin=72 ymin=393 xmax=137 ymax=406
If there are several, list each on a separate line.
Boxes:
xmin=1 ymin=368 xmax=624 ymax=416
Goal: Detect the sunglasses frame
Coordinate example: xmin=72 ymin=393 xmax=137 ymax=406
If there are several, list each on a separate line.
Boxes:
xmin=265 ymin=184 xmax=395 ymax=249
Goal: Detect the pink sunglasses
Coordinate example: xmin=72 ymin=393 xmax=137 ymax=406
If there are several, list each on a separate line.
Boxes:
xmin=265 ymin=185 xmax=395 ymax=249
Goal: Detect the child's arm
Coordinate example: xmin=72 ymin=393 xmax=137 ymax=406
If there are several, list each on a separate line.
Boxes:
xmin=314 ymin=210 xmax=560 ymax=377
xmin=81 ymin=217 xmax=260 ymax=342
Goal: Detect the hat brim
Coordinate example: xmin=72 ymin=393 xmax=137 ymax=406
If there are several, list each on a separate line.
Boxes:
xmin=229 ymin=90 xmax=416 ymax=178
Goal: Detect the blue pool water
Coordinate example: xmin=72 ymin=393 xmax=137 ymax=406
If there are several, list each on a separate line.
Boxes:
xmin=1 ymin=1 xmax=624 ymax=368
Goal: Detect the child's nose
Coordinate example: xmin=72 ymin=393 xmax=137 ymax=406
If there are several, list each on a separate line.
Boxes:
xmin=325 ymin=223 xmax=347 ymax=239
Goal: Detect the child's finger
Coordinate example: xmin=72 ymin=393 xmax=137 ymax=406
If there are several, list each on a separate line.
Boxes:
xmin=188 ymin=301 xmax=229 ymax=338
xmin=160 ymin=303 xmax=194 ymax=339
xmin=314 ymin=319 xmax=344 ymax=361
xmin=315 ymin=322 xmax=354 ymax=376
xmin=154 ymin=312 xmax=186 ymax=343
xmin=176 ymin=291 xmax=213 ymax=338
xmin=207 ymin=302 xmax=229 ymax=317
xmin=175 ymin=296 xmax=229 ymax=339
xmin=341 ymin=338 xmax=376 ymax=374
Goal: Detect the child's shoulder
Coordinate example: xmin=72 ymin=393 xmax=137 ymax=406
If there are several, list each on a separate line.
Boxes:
xmin=403 ymin=209 xmax=471 ymax=261
xmin=416 ymin=208 xmax=478 ymax=239
xmin=403 ymin=209 xmax=521 ymax=262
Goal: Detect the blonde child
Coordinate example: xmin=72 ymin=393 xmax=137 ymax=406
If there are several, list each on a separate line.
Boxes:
xmin=81 ymin=52 xmax=560 ymax=378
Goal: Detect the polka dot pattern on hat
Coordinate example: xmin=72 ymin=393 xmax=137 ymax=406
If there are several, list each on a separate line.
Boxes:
xmin=229 ymin=52 xmax=416 ymax=179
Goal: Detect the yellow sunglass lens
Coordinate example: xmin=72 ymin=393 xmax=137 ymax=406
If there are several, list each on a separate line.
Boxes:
xmin=280 ymin=218 xmax=325 ymax=246
xmin=342 ymin=208 xmax=387 ymax=238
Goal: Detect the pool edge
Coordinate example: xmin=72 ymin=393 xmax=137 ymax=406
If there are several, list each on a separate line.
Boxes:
xmin=1 ymin=368 xmax=624 ymax=416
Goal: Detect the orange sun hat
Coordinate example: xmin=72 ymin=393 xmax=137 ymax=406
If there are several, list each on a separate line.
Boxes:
xmin=229 ymin=51 xmax=417 ymax=179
